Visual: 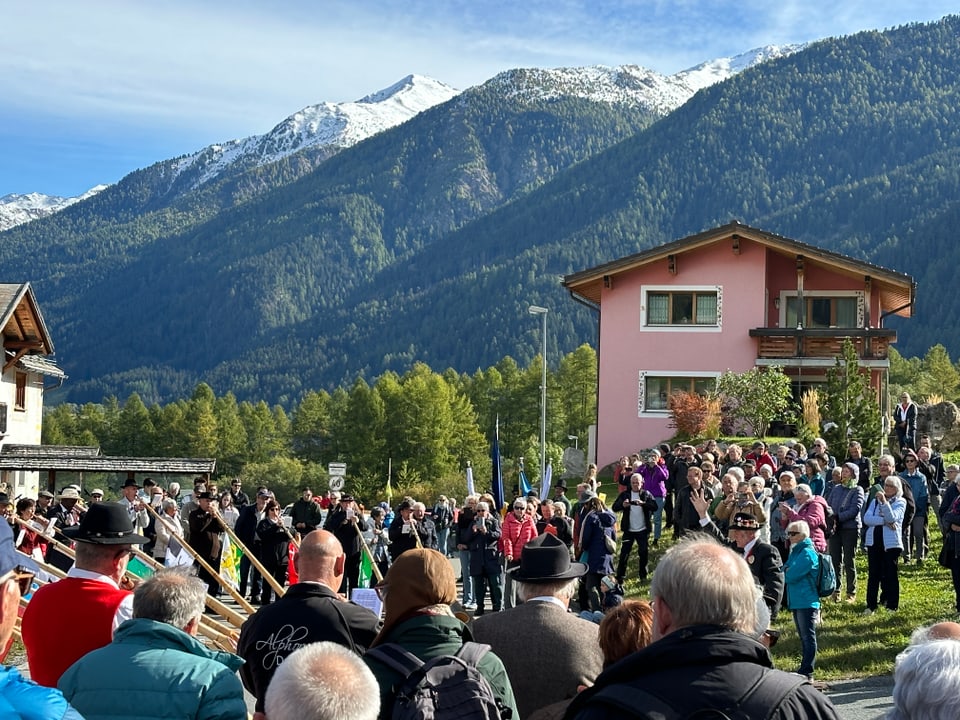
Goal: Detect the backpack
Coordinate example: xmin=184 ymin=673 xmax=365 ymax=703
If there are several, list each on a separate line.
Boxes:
xmin=577 ymin=667 xmax=809 ymax=720
xmin=816 ymin=551 xmax=838 ymax=597
xmin=820 ymin=498 xmax=836 ymax=539
xmin=366 ymin=642 xmax=509 ymax=720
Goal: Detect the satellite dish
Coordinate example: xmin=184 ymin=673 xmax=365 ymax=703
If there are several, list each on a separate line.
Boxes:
xmin=329 ymin=475 xmax=345 ymax=491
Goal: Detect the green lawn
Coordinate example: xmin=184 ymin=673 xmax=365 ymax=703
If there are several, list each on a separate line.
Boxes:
xmin=620 ymin=529 xmax=955 ymax=680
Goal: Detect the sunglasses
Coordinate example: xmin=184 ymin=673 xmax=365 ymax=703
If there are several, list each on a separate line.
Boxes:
xmin=787 ymin=531 xmax=802 ymax=537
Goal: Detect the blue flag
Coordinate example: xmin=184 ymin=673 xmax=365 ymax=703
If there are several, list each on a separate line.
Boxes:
xmin=519 ymin=468 xmax=531 ymax=497
xmin=492 ymin=417 xmax=504 ymax=513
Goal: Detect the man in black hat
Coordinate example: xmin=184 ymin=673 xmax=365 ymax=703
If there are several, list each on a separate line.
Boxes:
xmin=470 ymin=534 xmax=604 ymax=719
xmin=21 ymin=502 xmax=148 ymax=688
xmin=387 ymin=499 xmax=423 ymax=560
xmin=187 ymin=492 xmax=227 ymax=597
xmin=691 ymin=490 xmax=784 ymax=619
xmin=119 ymin=478 xmax=149 ymax=534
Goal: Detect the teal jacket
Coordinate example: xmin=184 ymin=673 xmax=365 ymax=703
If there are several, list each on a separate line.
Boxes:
xmin=0 ymin=667 xmax=83 ymax=720
xmin=783 ymin=537 xmax=820 ymax=610
xmin=58 ymin=618 xmax=246 ymax=720
xmin=363 ymin=613 xmax=518 ymax=720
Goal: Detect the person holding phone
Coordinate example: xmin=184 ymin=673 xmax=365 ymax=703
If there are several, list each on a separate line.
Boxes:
xmin=612 ymin=474 xmax=657 ymax=584
xmin=323 ymin=494 xmax=364 ymax=593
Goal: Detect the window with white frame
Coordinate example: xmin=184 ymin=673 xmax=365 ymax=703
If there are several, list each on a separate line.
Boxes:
xmin=638 ymin=372 xmax=718 ymax=414
xmin=641 ymin=286 xmax=722 ymax=331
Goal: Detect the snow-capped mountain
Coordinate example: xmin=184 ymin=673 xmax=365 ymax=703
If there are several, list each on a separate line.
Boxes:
xmin=0 ymin=46 xmax=802 ymax=232
xmin=487 ymin=44 xmax=805 ymax=114
xmin=170 ymin=74 xmax=460 ymax=189
xmin=0 ymin=186 xmax=107 ymax=233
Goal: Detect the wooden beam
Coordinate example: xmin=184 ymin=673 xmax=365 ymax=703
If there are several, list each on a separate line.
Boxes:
xmin=2 ymin=340 xmax=44 ymax=350
xmin=2 ymin=348 xmax=28 ymax=373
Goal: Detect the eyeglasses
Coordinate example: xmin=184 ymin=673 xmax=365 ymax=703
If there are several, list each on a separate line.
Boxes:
xmin=763 ymin=629 xmax=781 ymax=647
xmin=787 ymin=531 xmax=802 ymax=537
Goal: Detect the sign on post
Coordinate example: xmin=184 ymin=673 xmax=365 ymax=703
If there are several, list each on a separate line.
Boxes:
xmin=328 ymin=462 xmax=347 ymax=491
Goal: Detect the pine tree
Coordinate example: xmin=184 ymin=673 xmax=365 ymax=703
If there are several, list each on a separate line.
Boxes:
xmin=819 ymin=339 xmax=881 ymax=451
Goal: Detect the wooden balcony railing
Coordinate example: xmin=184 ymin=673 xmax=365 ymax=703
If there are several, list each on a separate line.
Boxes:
xmin=748 ymin=328 xmax=896 ymax=360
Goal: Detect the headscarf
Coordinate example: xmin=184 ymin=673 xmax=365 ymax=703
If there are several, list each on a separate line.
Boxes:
xmin=372 ymin=548 xmax=457 ymax=646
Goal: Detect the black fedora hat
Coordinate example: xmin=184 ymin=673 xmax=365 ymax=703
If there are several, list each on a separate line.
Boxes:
xmin=121 ymin=478 xmax=141 ymax=489
xmin=62 ymin=502 xmax=149 ymax=545
xmin=507 ymin=534 xmax=586 ymax=583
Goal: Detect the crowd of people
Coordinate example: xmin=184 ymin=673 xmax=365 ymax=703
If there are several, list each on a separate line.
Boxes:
xmin=5 ymin=424 xmax=960 ymax=719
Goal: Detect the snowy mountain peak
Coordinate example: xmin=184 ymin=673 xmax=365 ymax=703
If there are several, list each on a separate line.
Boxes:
xmin=173 ymin=75 xmax=460 ymax=188
xmin=486 ymin=43 xmax=806 ymax=114
xmin=0 ymin=185 xmax=107 ymax=233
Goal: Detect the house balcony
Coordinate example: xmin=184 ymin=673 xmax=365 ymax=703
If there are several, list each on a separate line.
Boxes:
xmin=749 ymin=327 xmax=896 ymax=366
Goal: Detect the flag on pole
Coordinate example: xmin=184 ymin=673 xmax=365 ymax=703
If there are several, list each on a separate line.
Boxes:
xmin=466 ymin=461 xmax=475 ymax=496
xmin=519 ymin=467 xmax=531 ymax=496
xmin=492 ymin=417 xmax=504 ymax=513
xmin=287 ymin=541 xmax=299 ymax=585
xmin=385 ymin=457 xmax=394 ymax=503
xmin=358 ymin=548 xmax=374 ymax=588
xmin=541 ymin=462 xmax=553 ymax=501
xmin=165 ymin=537 xmax=193 ymax=568
xmin=219 ymin=535 xmax=241 ymax=589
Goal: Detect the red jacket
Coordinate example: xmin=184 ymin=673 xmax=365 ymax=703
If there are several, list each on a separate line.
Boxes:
xmin=499 ymin=511 xmax=538 ymax=561
xmin=21 ymin=578 xmax=129 ymax=687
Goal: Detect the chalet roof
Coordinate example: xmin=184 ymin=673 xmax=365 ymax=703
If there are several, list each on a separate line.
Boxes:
xmin=18 ymin=354 xmax=66 ymax=379
xmin=0 ymin=283 xmax=55 ymax=355
xmin=563 ymin=222 xmax=916 ymax=316
xmin=0 ymin=444 xmax=215 ymax=474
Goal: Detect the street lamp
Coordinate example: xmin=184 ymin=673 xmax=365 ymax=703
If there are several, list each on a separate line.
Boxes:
xmin=567 ymin=434 xmax=579 ymax=450
xmin=529 ymin=305 xmax=548 ymax=487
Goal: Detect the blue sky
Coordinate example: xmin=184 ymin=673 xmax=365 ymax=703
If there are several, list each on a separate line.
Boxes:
xmin=1 ymin=1 xmax=956 ymax=197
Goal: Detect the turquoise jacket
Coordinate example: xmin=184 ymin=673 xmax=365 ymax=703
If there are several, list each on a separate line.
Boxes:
xmin=783 ymin=537 xmax=820 ymax=610
xmin=0 ymin=666 xmax=83 ymax=720
xmin=58 ymin=618 xmax=246 ymax=720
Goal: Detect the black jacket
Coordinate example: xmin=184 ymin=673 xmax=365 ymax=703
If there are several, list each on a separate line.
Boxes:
xmin=612 ymin=489 xmax=658 ymax=533
xmin=564 ymin=625 xmax=838 ymax=720
xmin=701 ymin=520 xmax=785 ymax=618
xmin=237 ymin=582 xmax=381 ymax=712
xmin=235 ymin=503 xmax=263 ymax=547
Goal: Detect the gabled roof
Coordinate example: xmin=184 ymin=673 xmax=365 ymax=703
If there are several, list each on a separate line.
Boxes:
xmin=0 ymin=283 xmax=55 ymax=354
xmin=563 ymin=222 xmax=916 ymax=316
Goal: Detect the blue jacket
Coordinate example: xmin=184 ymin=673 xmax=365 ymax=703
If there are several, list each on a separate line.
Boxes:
xmin=863 ymin=496 xmax=906 ymax=550
xmin=0 ymin=667 xmax=83 ymax=720
xmin=783 ymin=537 xmax=820 ymax=610
xmin=580 ymin=509 xmax=617 ymax=575
xmin=826 ymin=484 xmax=865 ymax=531
xmin=900 ymin=470 xmax=929 ymax=513
xmin=58 ymin=618 xmax=246 ymax=720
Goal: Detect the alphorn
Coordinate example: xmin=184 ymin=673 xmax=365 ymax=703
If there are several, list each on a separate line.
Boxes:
xmin=215 ymin=514 xmax=286 ymax=599
xmin=354 ymin=521 xmax=384 ymax=585
xmin=129 ymin=545 xmax=246 ymax=633
xmin=143 ymin=504 xmax=256 ymax=615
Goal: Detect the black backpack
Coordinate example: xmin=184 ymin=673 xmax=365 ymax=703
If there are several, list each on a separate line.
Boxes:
xmin=366 ymin=642 xmax=510 ymax=720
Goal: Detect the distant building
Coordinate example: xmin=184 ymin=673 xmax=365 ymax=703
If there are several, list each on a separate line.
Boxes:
xmin=563 ymin=222 xmax=915 ymax=465
xmin=0 ymin=283 xmax=65 ymax=497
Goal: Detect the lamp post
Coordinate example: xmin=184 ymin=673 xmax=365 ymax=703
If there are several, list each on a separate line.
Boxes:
xmin=529 ymin=305 xmax=548 ymax=487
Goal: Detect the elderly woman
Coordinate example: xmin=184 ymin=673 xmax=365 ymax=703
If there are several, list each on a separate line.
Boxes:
xmin=770 ymin=471 xmax=797 ymax=561
xmin=863 ymin=475 xmax=907 ymax=614
xmin=779 ymin=483 xmax=828 ymax=552
xmin=749 ymin=476 xmax=773 ymax=544
xmin=826 ymin=462 xmax=865 ymax=603
xmin=154 ymin=497 xmax=186 ymax=565
xmin=784 ymin=520 xmax=820 ymax=678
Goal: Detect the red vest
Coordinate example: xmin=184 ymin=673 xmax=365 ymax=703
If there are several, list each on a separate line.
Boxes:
xmin=21 ymin=577 xmax=130 ymax=687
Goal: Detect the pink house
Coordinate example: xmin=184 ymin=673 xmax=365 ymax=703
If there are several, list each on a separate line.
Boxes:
xmin=563 ymin=222 xmax=915 ymax=468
